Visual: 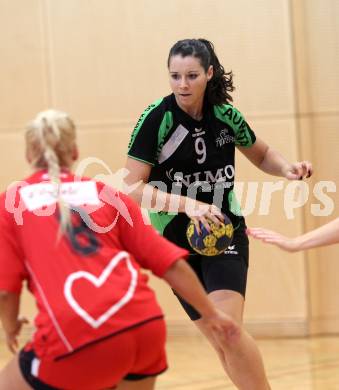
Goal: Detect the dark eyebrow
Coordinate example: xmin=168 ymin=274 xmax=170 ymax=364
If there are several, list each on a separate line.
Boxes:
xmin=169 ymin=70 xmax=200 ymax=74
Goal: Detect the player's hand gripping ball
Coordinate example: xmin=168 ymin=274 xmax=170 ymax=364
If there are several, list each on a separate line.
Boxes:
xmin=186 ymin=215 xmax=234 ymax=256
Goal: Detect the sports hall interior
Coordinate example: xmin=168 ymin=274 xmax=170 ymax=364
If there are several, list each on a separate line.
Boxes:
xmin=0 ymin=1 xmax=338 ymax=388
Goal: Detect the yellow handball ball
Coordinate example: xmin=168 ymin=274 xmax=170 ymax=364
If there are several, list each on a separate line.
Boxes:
xmin=186 ymin=214 xmax=234 ymax=256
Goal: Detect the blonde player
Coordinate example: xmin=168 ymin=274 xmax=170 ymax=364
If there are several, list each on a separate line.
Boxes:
xmin=0 ymin=109 xmax=238 ymax=390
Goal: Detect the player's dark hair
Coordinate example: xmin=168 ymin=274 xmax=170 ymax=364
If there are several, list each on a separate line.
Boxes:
xmin=167 ymin=38 xmax=234 ymax=105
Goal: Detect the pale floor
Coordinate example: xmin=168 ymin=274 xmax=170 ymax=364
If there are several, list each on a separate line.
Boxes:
xmin=157 ymin=334 xmax=339 ymax=390
xmin=1 ymin=333 xmax=339 ymax=389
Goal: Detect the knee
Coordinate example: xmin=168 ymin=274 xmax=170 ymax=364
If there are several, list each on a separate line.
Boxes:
xmin=225 ymin=323 xmax=242 ymax=346
xmin=217 ymin=322 xmax=242 ymax=350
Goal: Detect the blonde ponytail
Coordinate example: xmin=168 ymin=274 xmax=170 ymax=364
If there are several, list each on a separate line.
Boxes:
xmin=25 ymin=109 xmax=77 ymax=232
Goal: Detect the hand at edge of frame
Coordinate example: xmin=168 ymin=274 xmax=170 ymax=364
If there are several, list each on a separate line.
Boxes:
xmin=5 ymin=317 xmax=29 ymax=354
xmin=246 ymin=227 xmax=300 ymax=252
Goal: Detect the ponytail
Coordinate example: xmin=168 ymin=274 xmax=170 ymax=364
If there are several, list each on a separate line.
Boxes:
xmin=25 ymin=109 xmax=76 ymax=232
xmin=198 ymin=39 xmax=234 ymax=105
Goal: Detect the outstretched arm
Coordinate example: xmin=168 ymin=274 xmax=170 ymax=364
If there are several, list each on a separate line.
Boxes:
xmin=163 ymin=259 xmax=239 ymax=337
xmin=118 ymin=195 xmax=239 ymax=337
xmin=238 ymin=137 xmax=312 ymax=180
xmin=124 ymin=157 xmax=223 ymax=232
xmin=247 ymin=217 xmax=339 ymax=252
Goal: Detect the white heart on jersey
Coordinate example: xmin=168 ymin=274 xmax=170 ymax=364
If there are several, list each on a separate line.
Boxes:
xmin=64 ymin=251 xmax=138 ymax=329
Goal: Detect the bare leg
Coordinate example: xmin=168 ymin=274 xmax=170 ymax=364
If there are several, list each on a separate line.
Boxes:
xmin=195 ymin=290 xmax=271 ymax=390
xmin=0 ymin=355 xmax=32 ymax=390
xmin=115 ymin=377 xmax=156 ymax=390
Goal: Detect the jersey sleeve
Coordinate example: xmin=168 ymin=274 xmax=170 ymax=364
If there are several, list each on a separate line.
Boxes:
xmin=231 ymin=106 xmax=256 ymax=147
xmin=127 ymin=98 xmax=165 ymax=166
xmin=214 ymin=104 xmax=256 ymax=147
xmin=0 ymin=194 xmax=27 ymax=293
xmin=117 ymin=194 xmax=188 ymax=277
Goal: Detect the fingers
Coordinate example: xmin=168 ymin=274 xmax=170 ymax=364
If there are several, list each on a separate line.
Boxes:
xmin=5 ymin=317 xmax=29 ymax=354
xmin=303 ymin=161 xmax=313 ymax=178
xmin=189 ymin=203 xmax=224 ymax=234
xmin=207 ymin=212 xmax=224 ymax=227
xmin=247 ymin=227 xmax=275 ymax=236
xmin=286 ymin=161 xmax=313 ymax=180
xmin=298 ymin=160 xmax=313 ymax=179
xmin=193 ymin=216 xmax=220 ymax=234
xmin=247 ymin=227 xmax=298 ymax=252
xmin=246 ymin=228 xmax=284 ymax=242
xmin=19 ymin=316 xmax=29 ymax=326
xmin=247 ymin=227 xmax=273 ymax=238
xmin=192 ymin=217 xmax=205 ymax=235
xmin=206 ymin=313 xmax=241 ymax=345
xmin=6 ymin=336 xmax=18 ymax=354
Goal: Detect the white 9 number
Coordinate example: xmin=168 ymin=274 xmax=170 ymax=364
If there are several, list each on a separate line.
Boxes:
xmin=195 ymin=137 xmax=206 ymax=164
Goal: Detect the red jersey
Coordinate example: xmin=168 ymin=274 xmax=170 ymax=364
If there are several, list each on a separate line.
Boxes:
xmin=0 ymin=170 xmax=188 ymax=360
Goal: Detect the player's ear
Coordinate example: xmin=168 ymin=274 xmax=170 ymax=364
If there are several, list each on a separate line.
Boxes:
xmin=207 ymin=65 xmax=213 ymax=81
xmin=25 ymin=147 xmax=32 ymax=164
xmin=72 ymin=144 xmax=79 ymax=162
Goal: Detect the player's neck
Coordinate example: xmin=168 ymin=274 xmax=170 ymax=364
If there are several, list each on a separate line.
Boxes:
xmin=176 ymin=98 xmax=203 ymax=121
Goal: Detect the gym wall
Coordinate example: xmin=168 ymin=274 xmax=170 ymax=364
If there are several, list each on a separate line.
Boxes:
xmin=0 ymin=0 xmax=338 ymax=337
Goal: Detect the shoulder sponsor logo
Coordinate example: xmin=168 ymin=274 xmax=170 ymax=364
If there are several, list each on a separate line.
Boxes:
xmin=216 ymin=128 xmax=235 ymax=147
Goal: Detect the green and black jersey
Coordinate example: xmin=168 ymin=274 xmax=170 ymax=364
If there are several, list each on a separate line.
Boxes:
xmin=128 ymin=94 xmax=256 ymax=252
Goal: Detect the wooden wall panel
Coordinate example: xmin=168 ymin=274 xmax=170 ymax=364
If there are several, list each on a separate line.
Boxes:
xmin=290 ymin=0 xmax=339 ymax=335
xmin=239 ymin=119 xmax=307 ymax=325
xmin=1 ymin=0 xmax=338 ymax=337
xmin=303 ymin=0 xmax=339 ymax=112
xmin=0 ymin=0 xmax=48 ymax=129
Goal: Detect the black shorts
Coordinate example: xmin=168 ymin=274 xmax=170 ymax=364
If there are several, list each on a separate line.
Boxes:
xmin=174 ymin=220 xmax=249 ymax=321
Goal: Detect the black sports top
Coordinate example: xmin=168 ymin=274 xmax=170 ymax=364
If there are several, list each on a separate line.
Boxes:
xmin=128 ymin=94 xmax=256 ymax=251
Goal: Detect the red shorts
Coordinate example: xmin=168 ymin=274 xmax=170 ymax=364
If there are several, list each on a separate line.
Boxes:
xmin=19 ymin=318 xmax=167 ymax=390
